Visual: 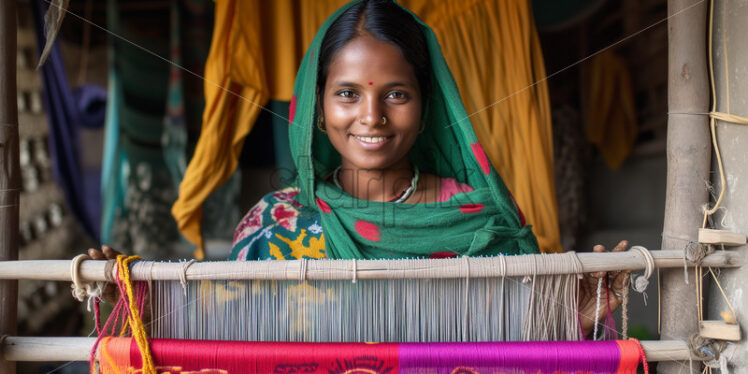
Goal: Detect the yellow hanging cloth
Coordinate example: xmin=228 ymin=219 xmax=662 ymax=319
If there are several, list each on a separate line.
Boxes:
xmin=173 ymin=0 xmax=562 ymax=258
xmin=585 ymin=50 xmax=638 ymax=170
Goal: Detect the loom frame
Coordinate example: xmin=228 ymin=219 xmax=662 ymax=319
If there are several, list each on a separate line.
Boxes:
xmin=0 ymin=249 xmax=740 ymax=282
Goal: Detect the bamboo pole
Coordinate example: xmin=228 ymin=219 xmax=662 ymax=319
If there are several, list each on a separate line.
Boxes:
xmin=0 ymin=1 xmax=19 ymax=373
xmin=661 ymin=0 xmax=711 ymax=373
xmin=0 ymin=336 xmax=703 ymax=362
xmin=0 ymin=250 xmax=740 ymax=282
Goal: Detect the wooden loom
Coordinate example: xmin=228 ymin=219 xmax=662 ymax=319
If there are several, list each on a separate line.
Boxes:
xmin=0 ymin=248 xmax=742 ymax=365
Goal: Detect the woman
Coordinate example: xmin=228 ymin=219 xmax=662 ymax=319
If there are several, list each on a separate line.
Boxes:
xmin=92 ymin=0 xmax=629 ymax=337
xmin=231 ymin=0 xmax=539 ymax=262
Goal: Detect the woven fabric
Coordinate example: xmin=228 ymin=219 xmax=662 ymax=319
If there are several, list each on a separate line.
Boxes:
xmin=97 ymin=337 xmax=646 ymax=374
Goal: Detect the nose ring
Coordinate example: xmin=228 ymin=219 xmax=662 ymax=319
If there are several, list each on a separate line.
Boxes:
xmin=358 ymin=116 xmax=388 ymax=125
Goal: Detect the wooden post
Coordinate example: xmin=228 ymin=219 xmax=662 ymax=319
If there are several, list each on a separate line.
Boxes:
xmin=707 ymin=0 xmax=748 ymax=367
xmin=660 ymin=0 xmax=710 ymax=373
xmin=0 ymin=1 xmax=19 ymax=373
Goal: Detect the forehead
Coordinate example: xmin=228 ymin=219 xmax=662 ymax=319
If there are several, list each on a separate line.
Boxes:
xmin=326 ymin=35 xmax=418 ymax=84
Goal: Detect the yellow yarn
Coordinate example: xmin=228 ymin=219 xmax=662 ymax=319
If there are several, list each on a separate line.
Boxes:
xmin=116 ymin=255 xmax=156 ymax=374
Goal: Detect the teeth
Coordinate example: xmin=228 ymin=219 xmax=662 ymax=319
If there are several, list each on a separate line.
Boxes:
xmin=355 ymin=136 xmax=386 ymax=144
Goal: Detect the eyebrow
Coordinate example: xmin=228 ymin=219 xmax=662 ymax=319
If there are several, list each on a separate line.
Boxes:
xmin=332 ymin=81 xmax=411 ymax=89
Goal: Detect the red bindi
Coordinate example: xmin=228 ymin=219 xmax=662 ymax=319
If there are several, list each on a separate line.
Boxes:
xmin=368 ymin=82 xmax=373 ymax=85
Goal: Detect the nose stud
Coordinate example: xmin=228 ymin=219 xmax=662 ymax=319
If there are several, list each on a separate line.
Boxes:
xmin=359 ymin=116 xmax=388 ymax=125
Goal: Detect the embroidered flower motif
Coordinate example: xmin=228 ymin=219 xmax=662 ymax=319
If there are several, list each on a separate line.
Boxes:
xmin=272 ymin=187 xmax=302 ymax=208
xmin=233 ymin=199 xmax=268 ymax=243
xmin=271 ymin=202 xmax=299 ymax=232
xmin=308 ymin=221 xmax=323 ymax=235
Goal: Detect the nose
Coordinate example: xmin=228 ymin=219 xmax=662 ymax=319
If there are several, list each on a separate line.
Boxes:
xmin=358 ymin=96 xmax=384 ymax=126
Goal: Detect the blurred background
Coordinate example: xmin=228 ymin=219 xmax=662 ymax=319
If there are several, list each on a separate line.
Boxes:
xmin=14 ymin=0 xmax=668 ymax=372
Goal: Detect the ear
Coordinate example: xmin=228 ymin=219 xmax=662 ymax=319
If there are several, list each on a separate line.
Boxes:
xmin=316 ymin=88 xmax=324 ymax=120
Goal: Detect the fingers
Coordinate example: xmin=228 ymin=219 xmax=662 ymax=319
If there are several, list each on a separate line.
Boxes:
xmin=87 ymin=245 xmax=123 ymax=261
xmin=88 ymin=248 xmax=105 ymax=260
xmin=591 ymin=244 xmax=607 ymax=278
xmin=612 ymin=240 xmax=628 ymax=252
xmin=102 ymin=245 xmax=122 ymax=260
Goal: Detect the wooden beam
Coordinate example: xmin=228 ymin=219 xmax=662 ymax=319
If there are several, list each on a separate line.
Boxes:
xmin=0 ymin=1 xmax=19 ymax=373
xmin=661 ymin=0 xmax=711 ymax=373
xmin=698 ymin=228 xmax=747 ymax=246
xmin=0 ymin=250 xmax=741 ymax=282
xmin=0 ymin=336 xmax=703 ymax=363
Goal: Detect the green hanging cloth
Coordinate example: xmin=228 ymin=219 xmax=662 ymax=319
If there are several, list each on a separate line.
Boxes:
xmin=287 ymin=0 xmax=539 ymax=260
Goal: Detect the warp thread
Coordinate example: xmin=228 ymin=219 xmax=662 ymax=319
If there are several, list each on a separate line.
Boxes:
xmin=462 ymin=256 xmax=470 ymax=341
xmin=593 ymin=277 xmax=603 ymax=340
xmin=621 ymin=278 xmax=630 ymax=340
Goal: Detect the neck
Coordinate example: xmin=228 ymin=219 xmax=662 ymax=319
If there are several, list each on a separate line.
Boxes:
xmin=337 ymin=158 xmax=413 ymax=202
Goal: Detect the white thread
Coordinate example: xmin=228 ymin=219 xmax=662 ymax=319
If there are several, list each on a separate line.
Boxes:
xmin=352 ymin=259 xmax=357 ymax=284
xmin=593 ymin=276 xmax=603 ymax=340
xmin=299 ymin=259 xmax=307 ymax=282
xmin=179 ymin=259 xmax=196 ymax=297
xmin=462 ymin=256 xmax=470 ymax=341
xmin=667 ymin=111 xmax=710 ymax=116
xmin=70 ymin=254 xmax=106 ymax=311
xmin=630 ymin=246 xmax=655 ymax=305
xmin=70 ymin=254 xmax=90 ymax=302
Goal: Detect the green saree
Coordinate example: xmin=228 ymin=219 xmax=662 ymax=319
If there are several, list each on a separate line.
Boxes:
xmin=284 ymin=0 xmax=539 ymax=260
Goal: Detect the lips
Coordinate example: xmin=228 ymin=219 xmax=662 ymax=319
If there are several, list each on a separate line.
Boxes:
xmin=349 ymin=134 xmax=393 ymax=150
xmin=353 ymin=135 xmax=388 ymax=144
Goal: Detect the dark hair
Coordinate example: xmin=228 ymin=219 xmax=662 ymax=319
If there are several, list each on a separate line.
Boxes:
xmin=317 ymin=0 xmax=432 ymax=101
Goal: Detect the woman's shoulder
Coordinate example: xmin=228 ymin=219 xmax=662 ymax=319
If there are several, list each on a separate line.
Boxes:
xmin=230 ymin=187 xmax=325 ymax=261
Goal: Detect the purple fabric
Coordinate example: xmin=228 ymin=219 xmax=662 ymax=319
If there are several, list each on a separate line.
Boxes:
xmin=74 ymin=84 xmax=107 ymax=129
xmin=31 ymin=0 xmax=101 ymax=240
xmin=398 ymin=341 xmax=622 ymax=373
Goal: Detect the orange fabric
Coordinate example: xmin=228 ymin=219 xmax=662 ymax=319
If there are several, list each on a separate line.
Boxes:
xmin=173 ymin=0 xmax=562 ymax=258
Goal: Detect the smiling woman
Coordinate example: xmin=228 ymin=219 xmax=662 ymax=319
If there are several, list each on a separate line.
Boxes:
xmin=228 ymin=0 xmax=520 ymax=262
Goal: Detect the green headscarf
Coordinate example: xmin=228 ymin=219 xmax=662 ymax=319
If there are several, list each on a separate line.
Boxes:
xmin=289 ymin=0 xmax=539 ymax=259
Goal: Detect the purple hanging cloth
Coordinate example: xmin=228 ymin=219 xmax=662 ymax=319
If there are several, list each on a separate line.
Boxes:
xmin=31 ymin=0 xmax=101 ymax=240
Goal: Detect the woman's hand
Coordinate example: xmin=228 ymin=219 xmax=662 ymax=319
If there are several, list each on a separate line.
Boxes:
xmin=578 ymin=240 xmax=631 ymax=338
xmin=87 ymin=245 xmax=122 ymax=305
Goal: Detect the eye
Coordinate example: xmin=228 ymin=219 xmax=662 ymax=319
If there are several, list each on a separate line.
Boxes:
xmin=386 ymin=91 xmax=408 ymax=101
xmin=335 ymin=89 xmax=358 ymax=101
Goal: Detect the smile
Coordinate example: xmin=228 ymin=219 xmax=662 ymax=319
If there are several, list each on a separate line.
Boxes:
xmin=353 ymin=135 xmax=388 ymax=144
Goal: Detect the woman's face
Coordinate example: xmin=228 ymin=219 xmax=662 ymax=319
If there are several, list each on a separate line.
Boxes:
xmin=322 ymin=34 xmax=423 ymax=171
